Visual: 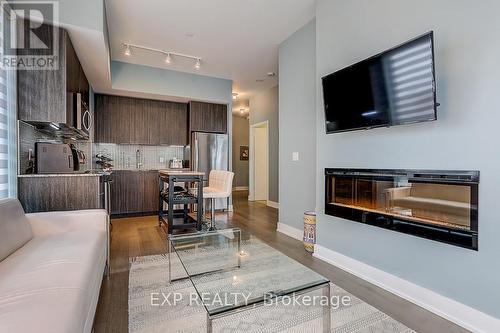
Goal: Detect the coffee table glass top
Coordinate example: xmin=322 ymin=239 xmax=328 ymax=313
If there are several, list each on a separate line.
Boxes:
xmin=168 ymin=228 xmax=330 ymax=316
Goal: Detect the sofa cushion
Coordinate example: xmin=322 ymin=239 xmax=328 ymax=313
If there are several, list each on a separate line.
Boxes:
xmin=0 ymin=199 xmax=33 ymax=261
xmin=0 ymin=228 xmax=106 ymax=333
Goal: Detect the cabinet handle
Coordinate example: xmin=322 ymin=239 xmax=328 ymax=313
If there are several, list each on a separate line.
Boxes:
xmin=83 ymin=110 xmax=92 ymax=131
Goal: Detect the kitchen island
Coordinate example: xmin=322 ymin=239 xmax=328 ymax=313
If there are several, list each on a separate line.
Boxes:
xmin=158 ymin=170 xmax=205 ymax=234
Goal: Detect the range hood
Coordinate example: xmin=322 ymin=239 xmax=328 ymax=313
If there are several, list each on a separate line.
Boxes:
xmin=24 ymin=92 xmax=91 ymax=140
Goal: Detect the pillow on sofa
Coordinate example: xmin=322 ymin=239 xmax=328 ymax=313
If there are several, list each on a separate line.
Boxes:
xmin=0 ymin=198 xmax=33 ymax=261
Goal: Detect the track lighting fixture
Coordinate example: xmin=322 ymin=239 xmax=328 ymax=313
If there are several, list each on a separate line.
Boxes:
xmin=121 ymin=43 xmax=202 ymax=69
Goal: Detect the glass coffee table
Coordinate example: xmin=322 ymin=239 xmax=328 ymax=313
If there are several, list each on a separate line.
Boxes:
xmin=168 ymin=228 xmax=331 ymax=333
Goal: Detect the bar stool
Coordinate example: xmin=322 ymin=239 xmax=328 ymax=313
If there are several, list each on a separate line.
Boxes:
xmin=191 ymin=170 xmax=234 ymax=230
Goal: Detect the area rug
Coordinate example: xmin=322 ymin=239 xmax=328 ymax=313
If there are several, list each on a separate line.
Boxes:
xmin=129 ymin=244 xmax=416 ymax=333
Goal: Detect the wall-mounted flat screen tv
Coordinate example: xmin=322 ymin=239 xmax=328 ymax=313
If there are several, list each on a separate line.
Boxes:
xmin=322 ymin=32 xmax=437 ymax=134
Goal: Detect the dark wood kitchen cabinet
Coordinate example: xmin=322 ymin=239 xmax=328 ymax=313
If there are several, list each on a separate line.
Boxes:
xmin=110 ymin=170 xmax=159 ymax=215
xmin=94 ymin=94 xmax=189 ymax=145
xmin=17 ymin=21 xmax=89 ymax=126
xmin=110 ymin=171 xmax=143 ymax=215
xmin=189 ymin=101 xmax=227 ymax=134
xmin=160 ymin=103 xmax=189 ymax=145
xmin=95 ymin=94 xmax=132 ymax=144
xmin=18 ymin=176 xmax=101 ymax=213
xmin=143 ymin=171 xmax=160 ymax=213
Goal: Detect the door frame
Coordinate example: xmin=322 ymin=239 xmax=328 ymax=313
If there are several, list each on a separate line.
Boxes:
xmin=249 ymin=120 xmax=269 ymax=201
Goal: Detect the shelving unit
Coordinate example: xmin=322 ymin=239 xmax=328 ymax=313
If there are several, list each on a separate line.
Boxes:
xmin=158 ymin=171 xmax=204 ymax=234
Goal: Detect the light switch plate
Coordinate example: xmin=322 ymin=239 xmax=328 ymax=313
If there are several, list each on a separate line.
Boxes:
xmin=292 ymin=152 xmax=299 ymax=161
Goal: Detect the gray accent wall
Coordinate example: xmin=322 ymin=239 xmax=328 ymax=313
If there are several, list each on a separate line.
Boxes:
xmin=111 ymin=61 xmax=233 ymax=104
xmin=250 ymin=85 xmax=279 ymax=203
xmin=315 ymin=0 xmax=500 ymax=319
xmin=232 ymin=116 xmax=249 ymax=188
xmin=278 ymin=20 xmax=316 ymax=229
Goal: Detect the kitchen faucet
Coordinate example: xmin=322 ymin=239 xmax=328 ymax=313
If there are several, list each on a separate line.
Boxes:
xmin=136 ymin=149 xmax=143 ymax=169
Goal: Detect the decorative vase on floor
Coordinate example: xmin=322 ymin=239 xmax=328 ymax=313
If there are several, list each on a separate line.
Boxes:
xmin=303 ymin=211 xmax=316 ymax=253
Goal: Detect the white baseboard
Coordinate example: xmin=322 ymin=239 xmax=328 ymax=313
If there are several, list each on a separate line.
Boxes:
xmin=276 ymin=222 xmax=302 ymax=241
xmin=267 ymin=200 xmax=279 ymax=209
xmin=233 ymin=186 xmax=249 ymax=191
xmin=227 ymin=205 xmax=234 ymax=212
xmin=313 ymin=244 xmax=500 ymax=333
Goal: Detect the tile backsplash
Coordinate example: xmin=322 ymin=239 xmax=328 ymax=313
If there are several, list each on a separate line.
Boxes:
xmin=18 ymin=121 xmax=92 ymax=174
xmin=93 ymin=143 xmax=187 ymax=170
xmin=18 ymin=121 xmax=186 ymax=173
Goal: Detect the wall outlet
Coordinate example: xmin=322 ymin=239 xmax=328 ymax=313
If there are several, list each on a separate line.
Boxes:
xmin=292 ymin=152 xmax=299 ymax=161
xmin=159 ymin=157 xmax=165 ymax=163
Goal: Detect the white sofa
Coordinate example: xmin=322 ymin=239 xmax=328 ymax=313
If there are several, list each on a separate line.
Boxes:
xmin=0 ymin=198 xmax=108 ymax=333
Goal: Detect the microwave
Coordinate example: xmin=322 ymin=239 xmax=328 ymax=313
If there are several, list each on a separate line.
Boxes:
xmin=68 ymin=92 xmax=91 ymax=135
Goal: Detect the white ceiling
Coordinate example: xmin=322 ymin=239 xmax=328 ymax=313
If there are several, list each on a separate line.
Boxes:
xmin=105 ymin=0 xmax=315 ymax=99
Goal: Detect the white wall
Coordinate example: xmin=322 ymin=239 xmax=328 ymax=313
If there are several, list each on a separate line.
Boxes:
xmin=315 ymin=0 xmax=500 ymax=319
xmin=279 ymin=20 xmax=316 ymax=230
xmin=249 ymin=85 xmax=279 ymax=203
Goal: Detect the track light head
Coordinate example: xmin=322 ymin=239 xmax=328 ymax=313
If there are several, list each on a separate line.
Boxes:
xmin=195 ymin=58 xmax=201 ymax=70
xmin=165 ymin=53 xmax=172 ymax=64
xmin=124 ymin=44 xmax=131 ymax=56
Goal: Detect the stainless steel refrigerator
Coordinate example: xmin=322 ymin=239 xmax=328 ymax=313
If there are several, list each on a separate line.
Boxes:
xmin=191 ymin=132 xmax=229 ymax=210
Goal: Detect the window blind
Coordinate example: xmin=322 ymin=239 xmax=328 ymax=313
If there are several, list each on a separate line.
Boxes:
xmin=0 ymin=7 xmax=16 ymax=199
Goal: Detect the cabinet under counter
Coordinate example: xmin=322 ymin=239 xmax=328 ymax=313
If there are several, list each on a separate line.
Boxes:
xmin=18 ymin=174 xmax=103 ymax=213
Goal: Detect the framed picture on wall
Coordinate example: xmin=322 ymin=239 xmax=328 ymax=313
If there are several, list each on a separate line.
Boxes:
xmin=240 ymin=145 xmax=249 ymax=161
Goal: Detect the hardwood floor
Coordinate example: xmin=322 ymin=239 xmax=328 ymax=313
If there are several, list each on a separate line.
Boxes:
xmin=94 ymin=190 xmax=469 ymax=333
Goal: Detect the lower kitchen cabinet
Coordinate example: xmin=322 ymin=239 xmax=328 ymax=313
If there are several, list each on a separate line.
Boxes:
xmin=143 ymin=171 xmax=160 ymax=213
xmin=110 ymin=170 xmax=159 ymax=216
xmin=18 ymin=176 xmax=102 ymax=213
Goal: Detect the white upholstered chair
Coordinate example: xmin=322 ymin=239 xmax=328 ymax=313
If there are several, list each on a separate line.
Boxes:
xmin=192 ymin=170 xmax=234 ymax=229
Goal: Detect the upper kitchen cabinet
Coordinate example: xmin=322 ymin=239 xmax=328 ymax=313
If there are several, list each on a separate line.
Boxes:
xmin=95 ymin=94 xmax=132 ymax=144
xmin=160 ymin=102 xmax=188 ymax=145
xmin=94 ymin=94 xmax=189 ymax=146
xmin=189 ymin=101 xmax=227 ymax=134
xmin=17 ymin=20 xmax=90 ymax=138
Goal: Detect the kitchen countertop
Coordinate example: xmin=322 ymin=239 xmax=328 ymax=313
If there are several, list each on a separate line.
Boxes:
xmin=17 ymin=168 xmax=191 ymax=177
xmin=112 ymin=168 xmax=191 ymax=172
xmin=159 ymin=170 xmax=204 ymax=176
xmin=18 ymin=172 xmax=112 ymax=178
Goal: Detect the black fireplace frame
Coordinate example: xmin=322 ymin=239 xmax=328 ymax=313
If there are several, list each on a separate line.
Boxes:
xmin=325 ymin=168 xmax=479 ymax=250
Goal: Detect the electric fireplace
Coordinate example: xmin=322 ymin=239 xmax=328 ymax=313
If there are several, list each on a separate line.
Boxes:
xmin=325 ymin=169 xmax=479 ymax=250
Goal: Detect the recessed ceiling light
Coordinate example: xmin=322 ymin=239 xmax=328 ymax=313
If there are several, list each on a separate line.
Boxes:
xmin=232 ymin=93 xmax=239 ymax=100
xmin=267 ymin=72 xmax=276 ymax=77
xmin=240 ymin=108 xmax=245 ymax=114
